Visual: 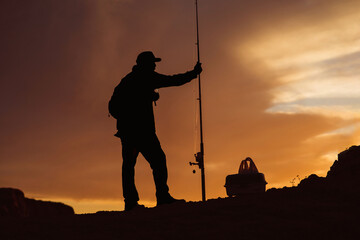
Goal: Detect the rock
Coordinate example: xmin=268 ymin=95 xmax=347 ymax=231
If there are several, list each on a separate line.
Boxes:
xmin=25 ymin=198 xmax=74 ymax=217
xmin=326 ymin=145 xmax=360 ymax=193
xmin=297 ymin=174 xmax=326 ymax=191
xmin=327 ymin=145 xmax=360 ymax=179
xmin=0 ymin=188 xmax=74 ymax=217
xmin=0 ymin=188 xmax=28 ymax=217
xmin=269 ymin=145 xmax=360 ymax=196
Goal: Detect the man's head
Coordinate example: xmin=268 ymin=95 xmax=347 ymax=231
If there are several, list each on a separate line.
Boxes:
xmin=136 ymin=51 xmax=161 ymax=71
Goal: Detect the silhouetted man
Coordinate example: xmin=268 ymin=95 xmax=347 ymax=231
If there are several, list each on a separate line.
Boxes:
xmin=109 ymin=51 xmax=202 ymax=211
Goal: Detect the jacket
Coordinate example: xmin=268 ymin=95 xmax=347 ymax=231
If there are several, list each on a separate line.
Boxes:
xmin=114 ymin=65 xmax=198 ymax=137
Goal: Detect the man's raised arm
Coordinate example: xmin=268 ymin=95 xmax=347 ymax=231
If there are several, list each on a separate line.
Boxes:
xmin=153 ymin=62 xmax=202 ymax=89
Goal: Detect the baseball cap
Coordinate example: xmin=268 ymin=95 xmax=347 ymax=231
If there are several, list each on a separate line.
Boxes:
xmin=136 ymin=51 xmax=161 ymax=64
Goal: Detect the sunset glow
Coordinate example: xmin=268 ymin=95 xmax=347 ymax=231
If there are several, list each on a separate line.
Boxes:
xmin=1 ymin=0 xmax=359 ymax=213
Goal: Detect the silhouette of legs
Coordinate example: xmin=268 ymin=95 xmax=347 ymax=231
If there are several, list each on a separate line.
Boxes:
xmin=120 ymin=133 xmax=170 ymax=206
xmin=139 ymin=134 xmax=169 ymax=199
xmin=121 ymin=141 xmax=140 ymax=204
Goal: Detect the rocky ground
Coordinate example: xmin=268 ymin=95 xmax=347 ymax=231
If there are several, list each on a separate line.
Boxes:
xmin=1 ymin=146 xmax=360 ymax=240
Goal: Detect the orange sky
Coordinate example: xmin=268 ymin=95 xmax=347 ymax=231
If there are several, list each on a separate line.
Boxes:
xmin=1 ymin=0 xmax=360 ymax=213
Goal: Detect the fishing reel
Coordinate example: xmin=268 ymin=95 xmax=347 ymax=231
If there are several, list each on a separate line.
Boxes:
xmin=189 ymin=152 xmax=204 ymax=174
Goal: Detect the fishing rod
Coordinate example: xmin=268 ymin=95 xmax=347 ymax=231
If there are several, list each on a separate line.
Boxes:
xmin=189 ymin=0 xmax=206 ymax=202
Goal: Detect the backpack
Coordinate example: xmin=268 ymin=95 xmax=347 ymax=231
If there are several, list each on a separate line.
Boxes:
xmin=108 ymin=84 xmax=124 ymax=119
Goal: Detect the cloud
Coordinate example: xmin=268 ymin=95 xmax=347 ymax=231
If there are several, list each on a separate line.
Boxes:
xmin=235 ymin=3 xmax=360 ymax=121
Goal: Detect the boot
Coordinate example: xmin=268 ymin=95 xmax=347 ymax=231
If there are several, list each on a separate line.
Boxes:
xmin=156 ymin=195 xmax=185 ymax=206
xmin=125 ymin=201 xmax=145 ymax=211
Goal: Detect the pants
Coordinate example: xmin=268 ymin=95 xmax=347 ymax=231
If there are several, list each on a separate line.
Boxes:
xmin=120 ymin=132 xmax=169 ymax=203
